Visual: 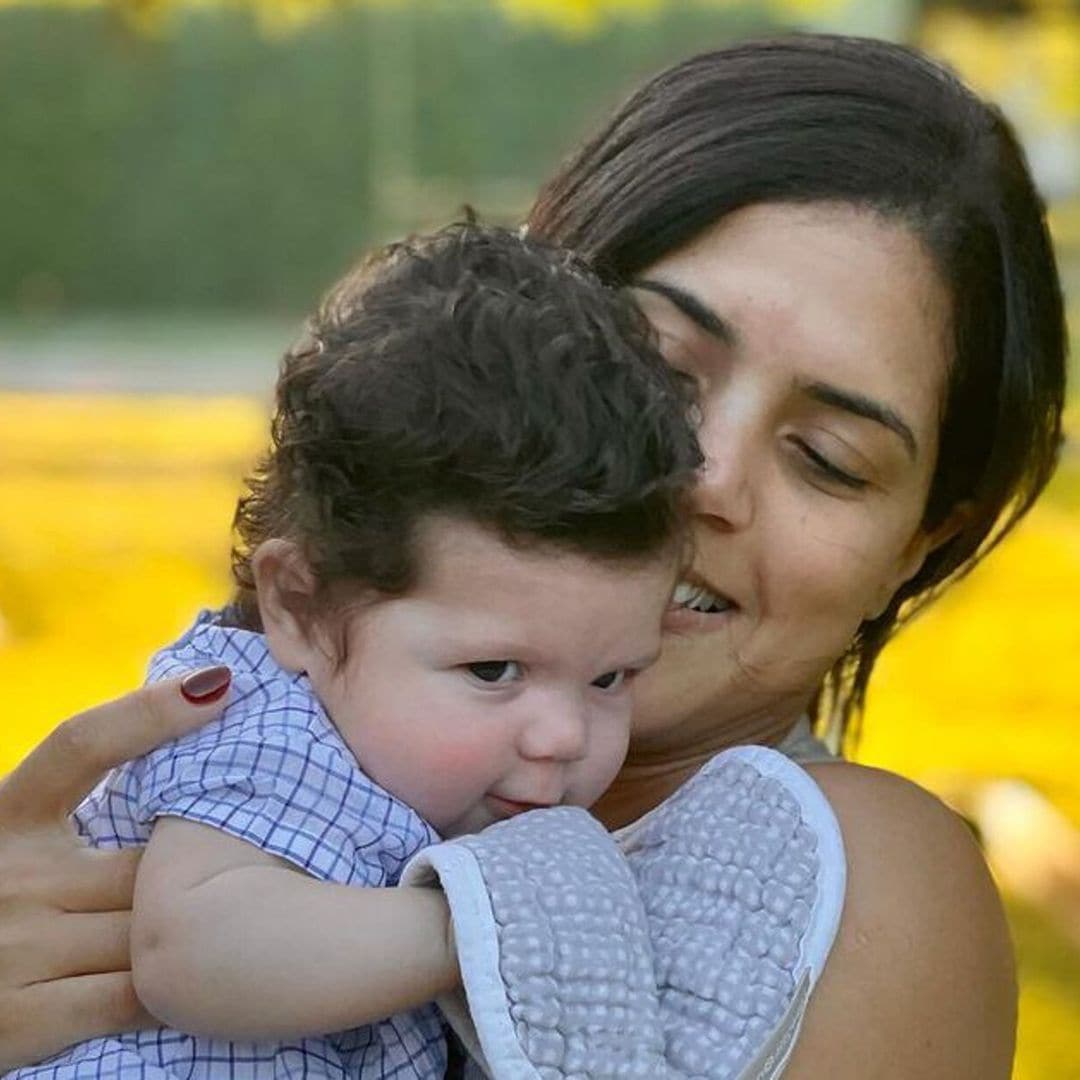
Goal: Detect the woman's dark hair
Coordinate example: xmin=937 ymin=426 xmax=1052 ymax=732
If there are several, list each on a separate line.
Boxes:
xmin=229 ymin=222 xmax=701 ymax=636
xmin=528 ymin=34 xmax=1067 ymax=749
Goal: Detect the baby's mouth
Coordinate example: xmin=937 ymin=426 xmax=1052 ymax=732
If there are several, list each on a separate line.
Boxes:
xmin=670 ymin=580 xmax=737 ymax=615
xmin=486 ymin=795 xmax=555 ymax=819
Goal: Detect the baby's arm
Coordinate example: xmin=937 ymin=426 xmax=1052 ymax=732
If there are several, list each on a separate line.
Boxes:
xmin=131 ymin=816 xmax=458 ymax=1040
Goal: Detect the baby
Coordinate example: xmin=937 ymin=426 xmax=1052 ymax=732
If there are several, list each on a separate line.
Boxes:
xmin=15 ymin=224 xmax=701 ymax=1079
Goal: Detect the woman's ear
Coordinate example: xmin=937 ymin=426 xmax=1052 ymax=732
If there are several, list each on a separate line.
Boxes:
xmin=251 ymin=539 xmax=319 ymax=672
xmin=866 ymin=501 xmax=974 ymax=621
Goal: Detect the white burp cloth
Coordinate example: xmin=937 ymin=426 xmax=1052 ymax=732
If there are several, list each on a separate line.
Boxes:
xmin=401 ymin=746 xmax=846 ymax=1080
xmin=618 ymin=746 xmax=846 ymax=1079
xmin=403 ymin=806 xmax=667 ymax=1078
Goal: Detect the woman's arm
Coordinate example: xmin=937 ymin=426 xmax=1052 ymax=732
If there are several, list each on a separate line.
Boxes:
xmin=785 ymin=762 xmax=1016 ymax=1080
xmin=0 ymin=670 xmax=231 ymax=1070
xmin=132 ymin=816 xmax=459 ymax=1039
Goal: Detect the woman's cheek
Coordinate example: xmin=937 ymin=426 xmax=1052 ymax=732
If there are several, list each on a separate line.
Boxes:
xmin=760 ymin=514 xmax=890 ymax=666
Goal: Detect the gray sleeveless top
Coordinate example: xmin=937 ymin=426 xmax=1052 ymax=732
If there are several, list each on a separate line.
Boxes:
xmin=776 ymin=716 xmax=838 ymax=765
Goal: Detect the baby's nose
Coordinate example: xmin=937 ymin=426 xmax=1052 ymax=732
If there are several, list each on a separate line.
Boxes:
xmin=517 ymin=699 xmax=588 ymax=763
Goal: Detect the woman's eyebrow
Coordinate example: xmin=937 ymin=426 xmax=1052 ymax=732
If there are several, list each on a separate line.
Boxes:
xmin=633 ymin=278 xmax=918 ymax=460
xmin=800 ymin=380 xmax=918 ymax=460
xmin=632 ymin=279 xmax=739 ymax=346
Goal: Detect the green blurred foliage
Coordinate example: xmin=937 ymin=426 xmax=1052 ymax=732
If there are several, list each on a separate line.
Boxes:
xmin=0 ymin=2 xmax=783 ymax=313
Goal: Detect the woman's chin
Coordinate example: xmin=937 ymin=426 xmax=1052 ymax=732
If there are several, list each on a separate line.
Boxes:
xmin=630 ymin=629 xmax=738 ymax=746
xmin=630 ymin=623 xmax=820 ymax=753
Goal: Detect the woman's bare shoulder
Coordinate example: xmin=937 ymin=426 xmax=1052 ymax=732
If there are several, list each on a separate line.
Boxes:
xmin=783 ymin=760 xmax=1016 ymax=1080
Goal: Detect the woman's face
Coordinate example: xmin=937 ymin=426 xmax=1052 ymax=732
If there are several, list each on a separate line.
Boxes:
xmin=628 ymin=202 xmax=953 ymax=753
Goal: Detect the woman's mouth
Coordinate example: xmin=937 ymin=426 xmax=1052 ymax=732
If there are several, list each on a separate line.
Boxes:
xmin=664 ymin=580 xmax=738 ymax=631
xmin=671 ymin=581 xmax=735 ymax=614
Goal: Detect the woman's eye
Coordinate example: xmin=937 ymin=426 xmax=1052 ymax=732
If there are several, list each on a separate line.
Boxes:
xmin=591 ymin=669 xmax=629 ymax=692
xmin=467 ymin=660 xmax=522 ymax=685
xmin=661 ymin=348 xmax=707 ymax=391
xmin=792 ymin=438 xmax=869 ymax=491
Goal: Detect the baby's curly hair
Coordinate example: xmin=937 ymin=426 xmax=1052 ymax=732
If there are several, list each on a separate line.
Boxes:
xmin=229 ymin=222 xmax=702 ymax=631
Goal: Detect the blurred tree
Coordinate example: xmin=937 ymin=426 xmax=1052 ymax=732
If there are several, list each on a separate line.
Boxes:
xmin=0 ymin=1 xmax=791 ymax=311
xmin=0 ymin=0 xmax=859 ymax=35
xmin=10 ymin=0 xmax=1070 ymax=312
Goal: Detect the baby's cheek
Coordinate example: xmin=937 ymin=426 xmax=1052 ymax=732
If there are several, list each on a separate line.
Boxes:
xmin=422 ymin=731 xmax=501 ymax=791
xmin=432 ymin=741 xmax=484 ymax=776
xmin=576 ymin=714 xmax=631 ymax=803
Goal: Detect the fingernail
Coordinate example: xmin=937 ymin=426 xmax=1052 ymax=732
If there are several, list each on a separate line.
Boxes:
xmin=180 ymin=665 xmax=232 ymax=704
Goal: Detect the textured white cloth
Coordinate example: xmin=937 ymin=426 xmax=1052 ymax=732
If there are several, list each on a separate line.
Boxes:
xmin=407 ymin=746 xmax=846 ymax=1080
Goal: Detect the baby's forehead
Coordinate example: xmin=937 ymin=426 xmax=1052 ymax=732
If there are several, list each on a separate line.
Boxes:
xmin=381 ymin=515 xmax=672 ymax=660
xmin=410 ymin=513 xmax=678 ymax=590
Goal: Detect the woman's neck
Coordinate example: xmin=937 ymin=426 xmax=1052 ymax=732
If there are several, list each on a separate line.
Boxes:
xmin=593 ymin=705 xmax=804 ymax=830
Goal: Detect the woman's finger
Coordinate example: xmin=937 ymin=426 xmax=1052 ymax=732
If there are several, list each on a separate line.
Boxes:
xmin=7 ymin=911 xmax=133 ymax=985
xmin=0 ymin=835 xmax=141 ymax=913
xmin=0 ymin=666 xmax=231 ymax=824
xmin=0 ymin=670 xmax=229 ymax=1071
xmin=48 ymin=847 xmax=142 ymax=913
xmin=0 ymin=971 xmax=153 ymax=1071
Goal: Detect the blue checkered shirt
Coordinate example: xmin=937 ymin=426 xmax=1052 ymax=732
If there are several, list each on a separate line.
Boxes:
xmin=9 ymin=612 xmax=446 ymax=1080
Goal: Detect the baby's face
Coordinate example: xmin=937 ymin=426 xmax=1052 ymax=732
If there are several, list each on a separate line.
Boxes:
xmin=306 ymin=516 xmax=677 ymax=838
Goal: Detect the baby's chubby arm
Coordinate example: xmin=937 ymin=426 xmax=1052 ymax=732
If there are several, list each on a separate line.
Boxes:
xmin=131 ymin=816 xmax=459 ymax=1040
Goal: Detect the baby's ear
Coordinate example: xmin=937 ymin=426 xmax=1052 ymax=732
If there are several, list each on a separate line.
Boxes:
xmin=251 ymin=539 xmax=319 ymax=672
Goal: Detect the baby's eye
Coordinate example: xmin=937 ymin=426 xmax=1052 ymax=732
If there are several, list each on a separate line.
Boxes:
xmin=467 ymin=660 xmax=523 ymax=685
xmin=591 ymin=669 xmax=629 ymax=692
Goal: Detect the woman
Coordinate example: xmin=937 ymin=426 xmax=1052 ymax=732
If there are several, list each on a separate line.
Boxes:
xmin=0 ymin=34 xmax=1066 ymax=1078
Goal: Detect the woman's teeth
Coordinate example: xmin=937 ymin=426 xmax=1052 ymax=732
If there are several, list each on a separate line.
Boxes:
xmin=672 ymin=581 xmax=734 ymax=614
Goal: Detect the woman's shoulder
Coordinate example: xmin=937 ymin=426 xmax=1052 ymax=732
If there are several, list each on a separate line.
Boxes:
xmin=785 ymin=761 xmax=1016 ymax=1079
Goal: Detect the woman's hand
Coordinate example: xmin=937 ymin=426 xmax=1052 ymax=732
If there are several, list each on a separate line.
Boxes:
xmin=0 ymin=667 xmax=230 ymax=1070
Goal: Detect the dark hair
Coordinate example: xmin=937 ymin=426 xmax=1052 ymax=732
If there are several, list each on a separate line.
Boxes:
xmin=229 ymin=222 xmax=702 ymax=633
xmin=528 ymin=34 xmax=1067 ymax=748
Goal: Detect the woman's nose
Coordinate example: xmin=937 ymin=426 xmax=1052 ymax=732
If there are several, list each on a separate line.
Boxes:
xmin=691 ymin=410 xmax=755 ymax=530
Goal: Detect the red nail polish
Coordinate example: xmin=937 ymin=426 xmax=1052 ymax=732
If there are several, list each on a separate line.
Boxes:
xmin=180 ymin=665 xmax=232 ymax=704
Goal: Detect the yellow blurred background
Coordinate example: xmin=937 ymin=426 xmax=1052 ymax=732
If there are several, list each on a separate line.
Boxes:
xmin=1 ymin=0 xmax=1078 ymax=1076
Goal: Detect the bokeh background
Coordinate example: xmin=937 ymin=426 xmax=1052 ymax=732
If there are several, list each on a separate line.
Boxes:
xmin=1 ymin=0 xmax=1077 ymax=1074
